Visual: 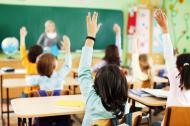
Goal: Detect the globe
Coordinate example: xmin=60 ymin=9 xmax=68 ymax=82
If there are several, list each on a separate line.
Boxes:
xmin=1 ymin=37 xmax=19 ymax=58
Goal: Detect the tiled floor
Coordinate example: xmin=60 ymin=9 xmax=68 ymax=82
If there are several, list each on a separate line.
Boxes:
xmin=0 ymin=111 xmax=164 ymax=126
xmin=0 ymin=114 xmax=84 ymax=126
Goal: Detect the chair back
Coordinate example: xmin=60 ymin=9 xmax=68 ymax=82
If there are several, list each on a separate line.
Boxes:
xmin=28 ymin=89 xmax=69 ymax=97
xmin=91 ymin=111 xmax=142 ymax=126
xmin=163 ymin=106 xmax=190 ymax=126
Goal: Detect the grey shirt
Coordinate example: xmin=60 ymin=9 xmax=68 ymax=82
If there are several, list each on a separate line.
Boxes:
xmin=37 ymin=33 xmax=62 ymax=48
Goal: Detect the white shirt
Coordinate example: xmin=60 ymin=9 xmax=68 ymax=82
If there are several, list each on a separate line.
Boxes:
xmin=163 ymin=34 xmax=190 ymax=106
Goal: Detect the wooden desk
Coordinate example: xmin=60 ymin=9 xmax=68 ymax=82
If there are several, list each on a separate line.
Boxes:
xmin=0 ymin=69 xmax=26 ymax=126
xmin=11 ymin=95 xmax=84 ymax=126
xmin=1 ymin=77 xmax=80 ymax=126
xmin=128 ymin=92 xmax=167 ymax=124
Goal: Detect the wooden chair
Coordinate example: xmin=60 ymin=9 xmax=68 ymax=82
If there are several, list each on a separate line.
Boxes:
xmin=91 ymin=111 xmax=142 ymax=126
xmin=28 ymin=89 xmax=70 ymax=97
xmin=163 ymin=106 xmax=190 ymax=126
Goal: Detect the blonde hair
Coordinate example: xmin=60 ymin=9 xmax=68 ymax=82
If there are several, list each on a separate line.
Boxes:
xmin=44 ymin=20 xmax=56 ymax=33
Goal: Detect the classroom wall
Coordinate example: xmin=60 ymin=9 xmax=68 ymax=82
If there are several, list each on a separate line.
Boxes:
xmin=165 ymin=0 xmax=190 ymax=53
xmin=0 ymin=0 xmax=139 ymax=65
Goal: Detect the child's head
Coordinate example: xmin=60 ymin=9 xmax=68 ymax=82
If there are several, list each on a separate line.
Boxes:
xmin=103 ymin=44 xmax=120 ymax=66
xmin=176 ymin=54 xmax=190 ymax=89
xmin=139 ymin=54 xmax=150 ymax=72
xmin=28 ymin=45 xmax=43 ymax=63
xmin=45 ymin=20 xmax=56 ymax=33
xmin=37 ymin=53 xmax=57 ymax=77
xmin=94 ymin=64 xmax=128 ymax=118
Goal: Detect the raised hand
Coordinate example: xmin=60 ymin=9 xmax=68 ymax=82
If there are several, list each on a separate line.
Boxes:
xmin=154 ymin=9 xmax=168 ymax=33
xmin=85 ymin=12 xmax=101 ymax=47
xmin=62 ymin=35 xmax=71 ymax=53
xmin=113 ymin=24 xmax=121 ymax=35
xmin=86 ymin=12 xmax=101 ymax=38
xmin=20 ymin=26 xmax=27 ymax=38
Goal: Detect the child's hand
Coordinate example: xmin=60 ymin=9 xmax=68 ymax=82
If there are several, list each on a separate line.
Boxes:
xmin=155 ymin=9 xmax=168 ymax=33
xmin=62 ymin=35 xmax=71 ymax=53
xmin=20 ymin=26 xmax=27 ymax=38
xmin=86 ymin=12 xmax=101 ymax=38
xmin=113 ymin=24 xmax=121 ymax=35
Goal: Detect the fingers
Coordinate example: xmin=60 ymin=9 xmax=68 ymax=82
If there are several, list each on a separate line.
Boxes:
xmin=86 ymin=12 xmax=91 ymax=27
xmin=97 ymin=23 xmax=102 ymax=32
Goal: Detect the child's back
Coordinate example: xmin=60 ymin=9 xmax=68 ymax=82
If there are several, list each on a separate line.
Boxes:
xmin=26 ymin=36 xmax=72 ymax=91
xmin=79 ymin=12 xmax=129 ymax=126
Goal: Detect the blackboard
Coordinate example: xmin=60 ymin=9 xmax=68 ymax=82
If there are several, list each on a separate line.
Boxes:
xmin=0 ymin=4 xmax=123 ymax=51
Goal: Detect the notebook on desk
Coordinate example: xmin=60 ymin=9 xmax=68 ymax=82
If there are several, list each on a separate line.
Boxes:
xmin=142 ymin=89 xmax=168 ymax=98
xmin=129 ymin=89 xmax=151 ymax=97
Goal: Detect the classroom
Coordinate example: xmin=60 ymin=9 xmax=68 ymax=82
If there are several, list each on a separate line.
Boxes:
xmin=0 ymin=0 xmax=190 ymax=126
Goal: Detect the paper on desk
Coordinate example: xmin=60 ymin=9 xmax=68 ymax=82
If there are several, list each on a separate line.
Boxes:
xmin=55 ymin=100 xmax=84 ymax=107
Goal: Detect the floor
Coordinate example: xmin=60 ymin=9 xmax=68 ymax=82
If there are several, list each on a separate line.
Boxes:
xmin=0 ymin=110 xmax=164 ymax=126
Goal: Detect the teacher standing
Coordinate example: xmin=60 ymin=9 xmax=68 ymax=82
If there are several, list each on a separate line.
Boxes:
xmin=37 ymin=20 xmax=62 ymax=50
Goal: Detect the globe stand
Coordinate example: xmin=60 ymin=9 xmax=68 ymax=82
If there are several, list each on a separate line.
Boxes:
xmin=7 ymin=55 xmax=14 ymax=59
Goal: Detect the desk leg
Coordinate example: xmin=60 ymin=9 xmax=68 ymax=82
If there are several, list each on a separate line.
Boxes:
xmin=18 ymin=118 xmax=22 ymax=126
xmin=6 ymin=88 xmax=10 ymax=126
xmin=148 ymin=108 xmax=152 ymax=126
xmin=0 ymin=75 xmax=3 ymax=122
xmin=130 ymin=99 xmax=136 ymax=112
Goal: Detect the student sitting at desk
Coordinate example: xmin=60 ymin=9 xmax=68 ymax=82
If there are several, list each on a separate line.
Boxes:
xmin=152 ymin=9 xmax=190 ymax=126
xmin=131 ymin=32 xmax=154 ymax=88
xmin=20 ymin=27 xmax=43 ymax=96
xmin=26 ymin=35 xmax=72 ymax=92
xmin=92 ymin=24 xmax=122 ymax=72
xmin=79 ymin=12 xmax=129 ymax=126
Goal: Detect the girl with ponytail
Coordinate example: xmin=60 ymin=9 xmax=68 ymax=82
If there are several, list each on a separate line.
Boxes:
xmin=153 ymin=9 xmax=190 ymax=126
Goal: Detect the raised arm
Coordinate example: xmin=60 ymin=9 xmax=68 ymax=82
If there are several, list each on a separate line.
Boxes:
xmin=20 ymin=26 xmax=29 ymax=67
xmin=113 ymin=24 xmax=122 ymax=61
xmin=79 ymin=12 xmax=101 ymax=99
xmin=56 ymin=35 xmax=72 ymax=78
xmin=155 ymin=9 xmax=178 ymax=86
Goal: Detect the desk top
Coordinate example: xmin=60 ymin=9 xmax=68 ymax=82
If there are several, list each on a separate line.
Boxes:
xmin=128 ymin=92 xmax=166 ymax=107
xmin=11 ymin=95 xmax=84 ymax=118
xmin=3 ymin=77 xmax=80 ymax=88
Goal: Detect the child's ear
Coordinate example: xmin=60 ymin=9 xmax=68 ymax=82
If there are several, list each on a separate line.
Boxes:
xmin=54 ymin=60 xmax=58 ymax=70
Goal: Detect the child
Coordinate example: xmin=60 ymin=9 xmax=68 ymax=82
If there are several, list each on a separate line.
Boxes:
xmin=26 ymin=35 xmax=72 ymax=91
xmin=153 ymin=9 xmax=190 ymax=125
xmin=20 ymin=27 xmax=43 ymax=94
xmin=131 ymin=32 xmax=154 ymax=88
xmin=92 ymin=24 xmax=122 ymax=72
xmin=79 ymin=12 xmax=129 ymax=126
xmin=37 ymin=20 xmax=62 ymax=51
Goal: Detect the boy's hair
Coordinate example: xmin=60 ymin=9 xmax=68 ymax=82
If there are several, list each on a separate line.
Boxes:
xmin=176 ymin=53 xmax=190 ymax=90
xmin=94 ymin=64 xmax=128 ymax=118
xmin=139 ymin=54 xmax=150 ymax=72
xmin=37 ymin=53 xmax=57 ymax=77
xmin=28 ymin=45 xmax=43 ymax=63
xmin=103 ymin=44 xmax=120 ymax=66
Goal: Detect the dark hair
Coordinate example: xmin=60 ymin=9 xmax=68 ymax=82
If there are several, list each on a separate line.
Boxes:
xmin=28 ymin=45 xmax=43 ymax=63
xmin=176 ymin=54 xmax=190 ymax=90
xmin=103 ymin=44 xmax=120 ymax=66
xmin=94 ymin=64 xmax=128 ymax=118
xmin=37 ymin=53 xmax=57 ymax=77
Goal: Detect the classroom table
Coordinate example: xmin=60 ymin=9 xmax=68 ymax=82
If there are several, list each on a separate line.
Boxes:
xmin=0 ymin=69 xmax=26 ymax=126
xmin=11 ymin=95 xmax=84 ymax=126
xmin=1 ymin=76 xmax=80 ymax=126
xmin=128 ymin=92 xmax=167 ymax=125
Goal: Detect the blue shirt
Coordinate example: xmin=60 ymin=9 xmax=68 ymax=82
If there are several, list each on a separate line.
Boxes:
xmin=26 ymin=54 xmax=72 ymax=91
xmin=78 ymin=46 xmax=129 ymax=126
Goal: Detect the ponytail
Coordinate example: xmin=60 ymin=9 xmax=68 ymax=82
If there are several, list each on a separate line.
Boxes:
xmin=180 ymin=63 xmax=190 ymax=90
